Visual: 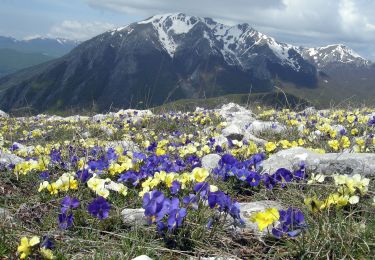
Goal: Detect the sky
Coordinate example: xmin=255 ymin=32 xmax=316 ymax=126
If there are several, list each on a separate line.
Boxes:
xmin=0 ymin=0 xmax=375 ymax=60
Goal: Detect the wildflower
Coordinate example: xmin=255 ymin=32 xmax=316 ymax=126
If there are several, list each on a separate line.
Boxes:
xmin=341 ymin=136 xmax=351 ymax=148
xmin=246 ymin=171 xmax=261 ymax=186
xmin=61 ymin=196 xmax=80 ymax=213
xmin=17 ymin=236 xmax=40 ymax=259
xmin=167 ymin=198 xmax=187 ymax=231
xmin=265 ymin=142 xmax=277 ymax=152
xmin=328 ymin=139 xmax=340 ymax=151
xmin=143 ymin=190 xmax=169 ymax=224
xmin=307 ymin=173 xmax=326 ymax=184
xmin=272 ymin=208 xmax=306 ymax=238
xmin=183 ymin=194 xmax=199 ymax=210
xmin=192 ymin=167 xmax=209 ymax=183
xmin=58 ymin=212 xmax=73 ymax=229
xmin=250 ymin=208 xmax=280 ymax=231
xmin=40 ymin=248 xmax=55 ymax=259
xmin=87 ymin=196 xmax=111 ymax=220
xmin=351 ymin=128 xmax=359 ymax=136
xmin=304 ymin=197 xmax=324 ymax=212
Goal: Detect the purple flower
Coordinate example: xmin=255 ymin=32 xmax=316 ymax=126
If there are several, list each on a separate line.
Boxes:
xmin=41 ymin=236 xmax=54 ymax=249
xmin=262 ymin=173 xmax=276 ymax=189
xmin=219 ymin=154 xmax=237 ymax=166
xmin=206 ymin=218 xmax=214 ymax=229
xmin=50 ymin=149 xmax=62 ymax=162
xmin=118 ymin=170 xmax=141 ymax=186
xmin=369 ymin=116 xmax=375 ymax=126
xmin=215 ymin=145 xmax=223 ymax=153
xmin=183 ymin=194 xmax=199 ymax=210
xmin=193 ymin=182 xmax=210 ymax=198
xmin=236 ymin=169 xmax=250 ymax=181
xmin=88 ymin=157 xmax=109 ymax=172
xmin=58 ymin=212 xmax=73 ymax=229
xmin=11 ymin=143 xmax=19 ymax=151
xmin=339 ymin=129 xmax=347 ymax=135
xmin=87 ymin=196 xmax=111 ymax=220
xmin=61 ymin=196 xmax=80 ymax=213
xmin=76 ymin=169 xmax=92 ymax=183
xmin=246 ymin=171 xmax=261 ymax=186
xmin=39 ymin=171 xmax=50 ymax=181
xmin=106 ymin=148 xmax=118 ymax=161
xmin=272 ymin=208 xmax=306 ymax=238
xmin=170 ymin=181 xmax=181 ymax=195
xmin=142 ymin=190 xmax=169 ymax=224
xmin=167 ymin=207 xmax=187 ymax=231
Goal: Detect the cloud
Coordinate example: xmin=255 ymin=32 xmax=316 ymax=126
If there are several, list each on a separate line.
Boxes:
xmin=48 ymin=20 xmax=115 ymax=40
xmin=84 ymin=0 xmax=375 ymax=60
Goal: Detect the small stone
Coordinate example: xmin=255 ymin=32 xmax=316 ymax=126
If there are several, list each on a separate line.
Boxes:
xmin=261 ymin=147 xmax=375 ymax=175
xmin=106 ymin=140 xmax=140 ymax=153
xmin=0 ymin=150 xmax=24 ymax=165
xmin=300 ymin=107 xmax=316 ymax=115
xmin=0 ymin=110 xmax=9 ymax=118
xmin=82 ymin=131 xmax=91 ymax=138
xmin=121 ymin=208 xmax=147 ymax=226
xmin=202 ymin=154 xmax=221 ymax=171
xmin=247 ymin=120 xmax=287 ymax=135
xmin=244 ymin=133 xmax=268 ymax=146
xmin=132 ymin=255 xmax=153 ymax=260
xmin=222 ymin=124 xmax=243 ymax=141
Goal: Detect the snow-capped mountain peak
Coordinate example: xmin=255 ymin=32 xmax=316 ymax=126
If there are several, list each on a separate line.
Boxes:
xmin=301 ymin=44 xmax=370 ymax=68
xmin=133 ymin=13 xmax=303 ymax=71
xmin=110 ymin=13 xmax=370 ymax=71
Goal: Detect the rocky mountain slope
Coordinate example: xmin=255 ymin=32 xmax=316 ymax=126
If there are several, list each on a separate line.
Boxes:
xmin=0 ymin=13 xmax=373 ymax=113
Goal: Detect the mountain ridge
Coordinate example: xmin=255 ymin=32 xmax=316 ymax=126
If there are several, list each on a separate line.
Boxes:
xmin=0 ymin=13 xmax=374 ymax=113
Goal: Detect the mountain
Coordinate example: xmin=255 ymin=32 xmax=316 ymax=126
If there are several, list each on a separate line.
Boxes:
xmin=0 ymin=36 xmax=79 ymax=77
xmin=300 ymin=44 xmax=371 ymax=69
xmin=0 ymin=36 xmax=79 ymax=57
xmin=0 ymin=13 xmax=373 ymax=113
xmin=0 ymin=48 xmax=53 ymax=77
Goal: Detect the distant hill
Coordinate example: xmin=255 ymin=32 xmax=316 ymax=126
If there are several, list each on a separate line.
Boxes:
xmin=0 ymin=36 xmax=79 ymax=57
xmin=0 ymin=13 xmax=373 ymax=113
xmin=0 ymin=36 xmax=79 ymax=77
xmin=0 ymin=48 xmax=53 ymax=77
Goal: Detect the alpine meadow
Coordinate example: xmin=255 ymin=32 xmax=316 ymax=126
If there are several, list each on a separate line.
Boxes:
xmin=1 ymin=2 xmax=375 ymax=260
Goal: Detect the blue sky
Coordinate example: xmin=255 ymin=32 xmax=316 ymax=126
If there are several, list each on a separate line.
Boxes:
xmin=1 ymin=0 xmax=374 ymax=60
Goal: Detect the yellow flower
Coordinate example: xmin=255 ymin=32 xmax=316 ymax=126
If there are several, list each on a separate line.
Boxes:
xmin=165 ymin=173 xmax=176 ymax=188
xmin=191 ymin=167 xmax=209 ymax=183
xmin=328 ymin=139 xmax=340 ymax=151
xmin=347 ymin=114 xmax=356 ymax=124
xmin=250 ymin=208 xmax=280 ymax=231
xmin=325 ymin=193 xmax=349 ymax=208
xmin=304 ymin=197 xmax=324 ymax=212
xmin=278 ymin=140 xmax=290 ymax=149
xmin=351 ymin=128 xmax=359 ymax=136
xmin=340 ymin=136 xmax=350 ymax=148
xmin=17 ymin=236 xmax=40 ymax=259
xmin=155 ymin=147 xmax=166 ymax=156
xmin=40 ymin=248 xmax=55 ymax=259
xmin=265 ymin=142 xmax=277 ymax=152
xmin=355 ymin=138 xmax=365 ymax=147
xmin=47 ymin=183 xmax=59 ymax=195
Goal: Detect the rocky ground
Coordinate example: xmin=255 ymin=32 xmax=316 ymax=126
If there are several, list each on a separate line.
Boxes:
xmin=0 ymin=103 xmax=374 ymax=259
